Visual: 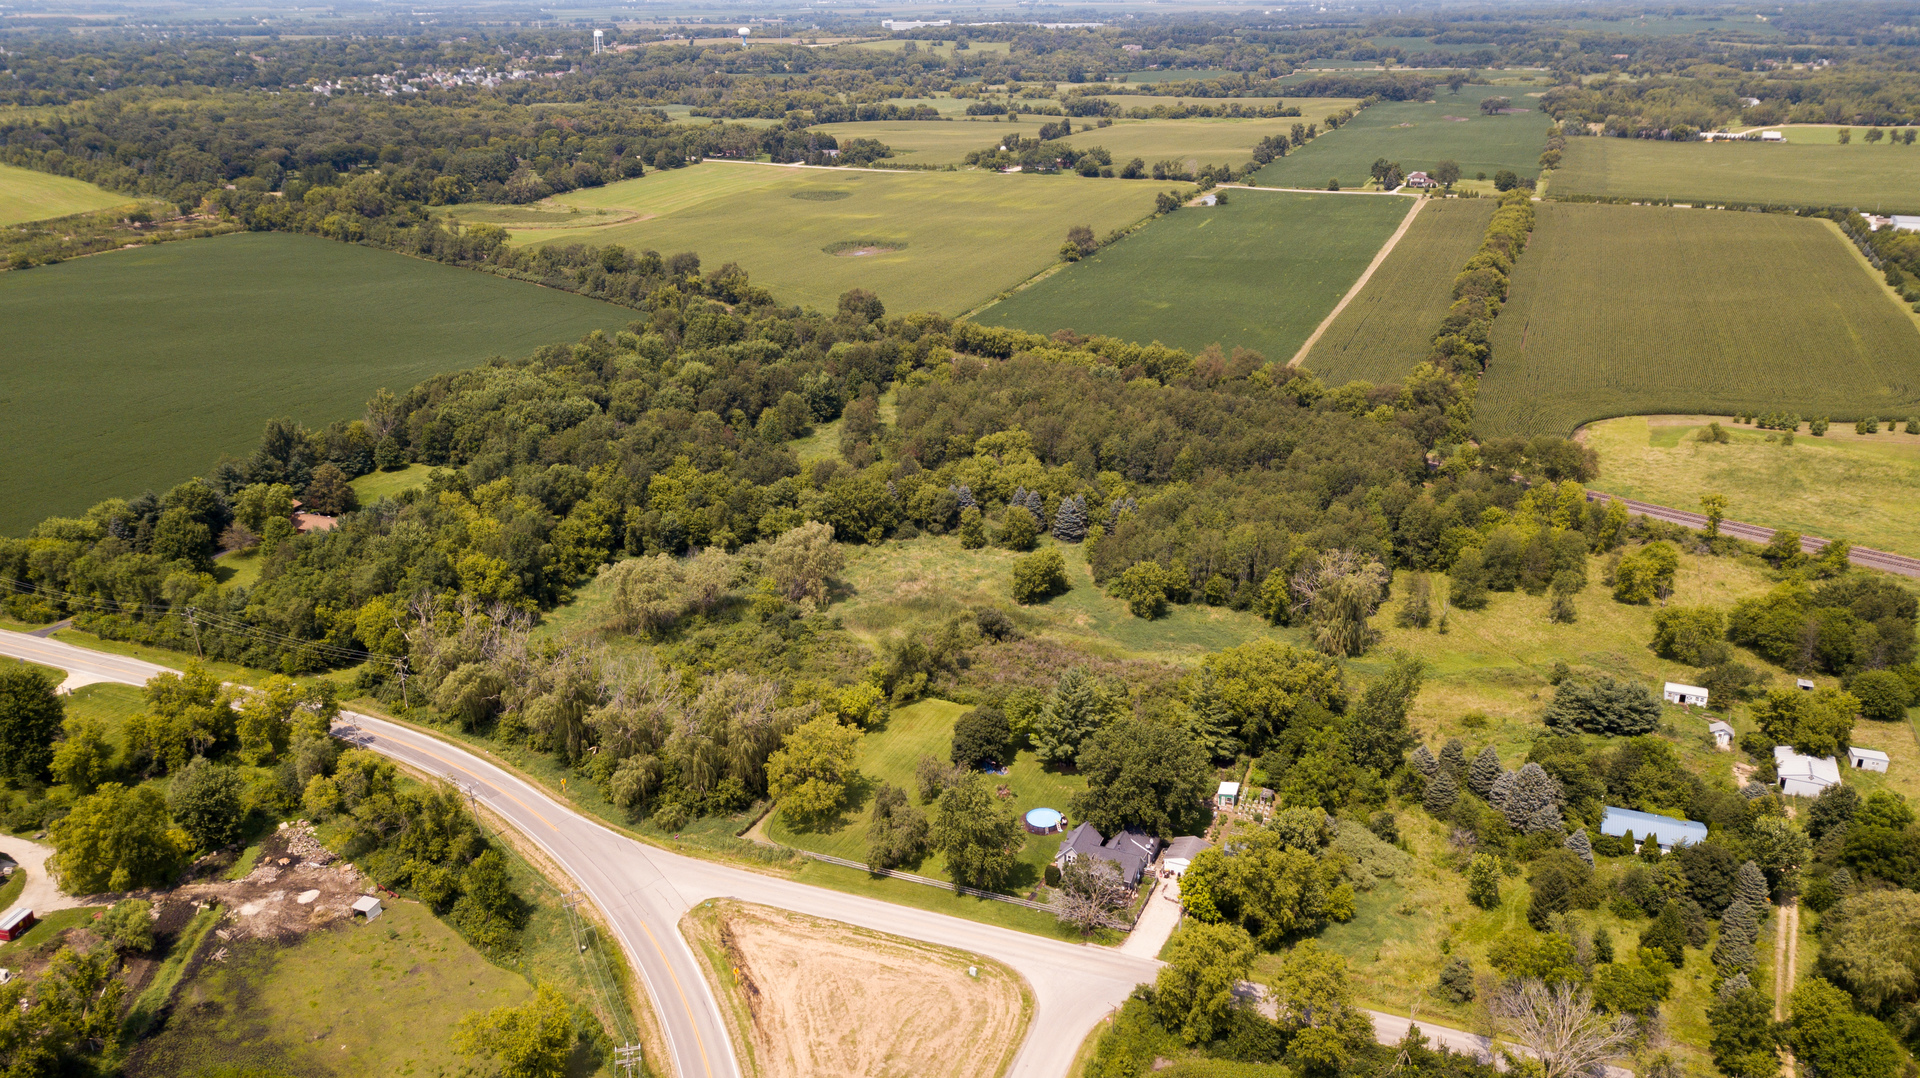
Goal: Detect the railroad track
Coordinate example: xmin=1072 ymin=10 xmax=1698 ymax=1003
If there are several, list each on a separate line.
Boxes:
xmin=1586 ymin=492 xmax=1920 ymax=579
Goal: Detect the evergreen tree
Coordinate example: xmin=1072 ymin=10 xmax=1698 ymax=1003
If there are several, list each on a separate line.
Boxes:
xmin=949 ymin=483 xmax=977 ymax=510
xmin=958 ymin=506 xmax=986 ymax=549
xmin=1720 ymin=898 xmax=1760 ymax=947
xmin=1640 ymin=901 xmax=1688 ymax=969
xmin=1565 ymin=828 xmax=1594 ymax=867
xmin=1052 ymin=494 xmax=1088 ymax=542
xmin=1410 ymin=744 xmax=1438 ymax=777
xmin=1734 ymin=860 xmax=1770 ymax=911
xmin=1487 ymin=769 xmax=1516 ymax=811
xmin=1030 ymin=667 xmax=1112 ymax=765
xmin=1468 ymin=746 xmax=1503 ymax=797
xmin=1592 ymin=926 xmax=1615 ymax=964
xmin=1395 ymin=573 xmax=1432 ymax=628
xmin=1440 ymin=737 xmax=1467 ymax=776
xmin=1424 ymin=766 xmax=1459 ymax=816
xmin=1639 ymin=833 xmax=1664 ymax=861
xmin=1708 ymin=985 xmax=1779 ymax=1078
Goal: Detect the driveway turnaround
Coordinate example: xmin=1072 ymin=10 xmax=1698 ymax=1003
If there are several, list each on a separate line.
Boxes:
xmin=0 ymin=630 xmax=1156 ymax=1078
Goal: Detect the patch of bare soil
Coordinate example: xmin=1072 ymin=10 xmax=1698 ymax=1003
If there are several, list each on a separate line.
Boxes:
xmin=173 ymin=823 xmax=373 ymax=945
xmin=831 ymin=245 xmax=898 ymax=257
xmin=694 ymin=902 xmax=1028 ymax=1078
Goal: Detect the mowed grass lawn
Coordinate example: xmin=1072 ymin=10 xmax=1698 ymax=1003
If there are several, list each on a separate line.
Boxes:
xmin=0 ymin=233 xmax=625 ymax=534
xmin=765 ymin=697 xmax=1087 ymax=894
xmin=520 ymin=164 xmax=1157 ymax=314
xmin=973 ymin=189 xmax=1410 ymax=360
xmin=1552 ymin=135 xmax=1920 ymax=212
xmin=1584 ymin=415 xmax=1920 ymax=558
xmin=1477 ymin=204 xmax=1920 ymax=437
xmin=1252 ymin=87 xmax=1551 ymax=188
xmin=1300 ymin=197 xmax=1496 ymax=382
xmin=0 ymin=162 xmax=129 ymax=225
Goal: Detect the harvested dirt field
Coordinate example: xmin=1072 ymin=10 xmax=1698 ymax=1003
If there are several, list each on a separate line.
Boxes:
xmin=685 ymin=901 xmax=1030 ymax=1078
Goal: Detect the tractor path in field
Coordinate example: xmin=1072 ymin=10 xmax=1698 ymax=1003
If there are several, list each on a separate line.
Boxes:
xmin=1286 ymin=193 xmax=1428 ymax=366
xmin=1774 ymin=898 xmax=1800 ymax=1076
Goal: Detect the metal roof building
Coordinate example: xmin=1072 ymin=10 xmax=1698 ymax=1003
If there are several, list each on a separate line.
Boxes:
xmin=1599 ymin=806 xmax=1708 ymax=852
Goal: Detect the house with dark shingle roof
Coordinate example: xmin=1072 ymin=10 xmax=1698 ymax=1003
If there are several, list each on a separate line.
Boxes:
xmin=1055 ymin=823 xmax=1164 ymax=888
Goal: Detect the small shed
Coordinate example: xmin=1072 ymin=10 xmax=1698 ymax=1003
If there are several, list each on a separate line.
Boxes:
xmin=0 ymin=907 xmax=36 ymax=942
xmin=1216 ymin=781 xmax=1240 ymax=807
xmin=1775 ymin=745 xmax=1842 ymax=797
xmin=1664 ymin=682 xmax=1710 ymax=707
xmin=1708 ymin=720 xmax=1735 ymax=750
xmin=351 ymin=896 xmax=384 ymax=923
xmin=1797 ymin=678 xmax=1816 ymax=691
xmin=1760 ymin=130 xmax=1785 ymax=141
xmin=1849 ymin=747 xmax=1891 ymax=773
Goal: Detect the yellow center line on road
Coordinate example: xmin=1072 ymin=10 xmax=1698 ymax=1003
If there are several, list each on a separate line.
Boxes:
xmin=362 ymin=725 xmax=558 ymax=832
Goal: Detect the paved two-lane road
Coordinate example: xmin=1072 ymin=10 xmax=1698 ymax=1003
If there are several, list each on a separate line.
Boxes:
xmin=0 ymin=629 xmax=1154 ymax=1078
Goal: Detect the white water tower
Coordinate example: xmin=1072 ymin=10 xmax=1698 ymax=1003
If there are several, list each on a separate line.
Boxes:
xmin=592 ymin=29 xmax=604 ymax=54
xmin=737 ymin=25 xmax=750 ymax=47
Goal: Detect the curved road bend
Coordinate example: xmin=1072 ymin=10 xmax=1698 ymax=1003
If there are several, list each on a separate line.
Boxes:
xmin=0 ymin=629 xmax=1155 ymax=1078
xmin=1586 ymin=492 xmax=1920 ymax=579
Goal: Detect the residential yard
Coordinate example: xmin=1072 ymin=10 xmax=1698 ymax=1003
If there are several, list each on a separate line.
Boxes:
xmin=1583 ymin=414 xmax=1920 ymax=558
xmin=1251 ymin=87 xmax=1552 ymax=189
xmin=681 ymin=900 xmax=1029 ymax=1078
xmin=764 ymin=697 xmax=1088 ymax=895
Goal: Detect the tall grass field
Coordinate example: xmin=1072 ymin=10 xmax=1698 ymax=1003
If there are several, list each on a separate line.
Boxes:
xmin=1300 ymin=197 xmax=1497 ymax=382
xmin=518 ymin=164 xmax=1158 ymax=314
xmin=1551 ymin=135 xmax=1920 ymax=212
xmin=1251 ymin=87 xmax=1551 ymax=189
xmin=0 ymin=233 xmax=625 ymax=534
xmin=0 ymin=162 xmax=130 ymax=225
xmin=973 ymin=189 xmax=1410 ymax=361
xmin=1477 ymin=203 xmax=1920 ymax=436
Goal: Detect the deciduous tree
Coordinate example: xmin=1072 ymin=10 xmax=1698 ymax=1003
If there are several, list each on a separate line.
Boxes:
xmin=0 ymin=667 xmax=64 ymax=783
xmin=930 ymin=773 xmax=1023 ymax=891
xmin=1153 ymin=921 xmax=1256 ymax=1044
xmin=765 ymin=714 xmax=862 ymax=825
xmin=48 ymin=782 xmax=192 ymax=893
xmin=454 ymin=982 xmax=576 ymax=1078
xmin=1071 ymin=716 xmax=1211 ymax=837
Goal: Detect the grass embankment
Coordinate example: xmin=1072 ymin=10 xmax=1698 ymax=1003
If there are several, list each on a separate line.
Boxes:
xmin=1552 ymin=134 xmax=1920 ymax=212
xmin=348 ymin=462 xmax=436 ymax=505
xmin=1584 ymin=415 xmax=1920 ymax=558
xmin=0 ymin=867 xmax=24 ymax=911
xmin=120 ymin=905 xmax=223 ymax=1043
xmin=1299 ymin=197 xmax=1497 ymax=382
xmin=0 ymin=162 xmax=129 ymax=225
xmin=1251 ymin=87 xmax=1551 ymax=189
xmin=682 ymin=900 xmax=1029 ymax=1078
xmin=1477 ymin=204 xmax=1920 ymax=437
xmin=514 ymin=164 xmax=1157 ymax=315
xmin=0 ymin=232 xmax=627 ymax=534
xmin=973 ymin=189 xmax=1409 ymax=361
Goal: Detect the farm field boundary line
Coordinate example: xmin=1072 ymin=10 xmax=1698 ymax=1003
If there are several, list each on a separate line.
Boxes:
xmin=1584 ymin=491 xmax=1920 ymax=578
xmin=1287 ymin=194 xmax=1426 ymax=366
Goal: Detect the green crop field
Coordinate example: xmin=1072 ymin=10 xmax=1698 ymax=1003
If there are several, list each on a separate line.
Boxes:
xmin=1122 ymin=67 xmax=1231 ymax=83
xmin=1552 ymin=136 xmax=1920 ymax=212
xmin=1251 ymin=87 xmax=1551 ymax=188
xmin=517 ymin=164 xmax=1158 ymax=315
xmin=1477 ymin=204 xmax=1920 ymax=437
xmin=1546 ymin=14 xmax=1782 ymax=36
xmin=1300 ymin=197 xmax=1496 ymax=382
xmin=815 ymin=110 xmax=1363 ymax=170
xmin=1585 ymin=415 xmax=1920 ymax=558
xmin=0 ymin=233 xmax=625 ymax=534
xmin=974 ymin=189 xmax=1410 ymax=361
xmin=0 ymin=162 xmax=131 ymax=225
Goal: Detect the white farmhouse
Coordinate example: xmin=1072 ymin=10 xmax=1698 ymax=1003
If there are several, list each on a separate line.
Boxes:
xmin=1664 ymin=682 xmax=1709 ymax=707
xmin=1775 ymin=745 xmax=1841 ymax=797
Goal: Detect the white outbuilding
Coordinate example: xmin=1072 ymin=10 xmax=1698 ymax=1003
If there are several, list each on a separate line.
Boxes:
xmin=1664 ymin=682 xmax=1710 ymax=707
xmin=1775 ymin=745 xmax=1842 ymax=797
xmin=1849 ymin=747 xmax=1890 ymax=773
xmin=351 ymin=895 xmax=384 ymax=923
xmin=1708 ymin=720 xmax=1735 ymax=750
xmin=1216 ymin=781 xmax=1241 ymax=807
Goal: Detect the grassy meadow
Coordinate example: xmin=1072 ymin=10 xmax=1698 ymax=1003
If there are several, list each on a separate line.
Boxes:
xmin=1299 ymin=197 xmax=1496 ymax=381
xmin=1552 ymin=135 xmax=1920 ymax=212
xmin=0 ymin=233 xmax=625 ymax=534
xmin=973 ymin=189 xmax=1410 ymax=359
xmin=1584 ymin=415 xmax=1920 ymax=557
xmin=0 ymin=162 xmax=129 ymax=225
xmin=516 ymin=164 xmax=1157 ymax=314
xmin=1476 ymin=204 xmax=1920 ymax=437
xmin=1251 ymin=87 xmax=1552 ymax=189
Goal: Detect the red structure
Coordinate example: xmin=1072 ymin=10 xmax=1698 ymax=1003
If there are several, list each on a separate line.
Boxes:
xmin=0 ymin=907 xmax=36 ymax=942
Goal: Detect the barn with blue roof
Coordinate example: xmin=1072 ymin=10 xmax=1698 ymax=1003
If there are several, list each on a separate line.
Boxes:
xmin=1599 ymin=806 xmax=1708 ymax=853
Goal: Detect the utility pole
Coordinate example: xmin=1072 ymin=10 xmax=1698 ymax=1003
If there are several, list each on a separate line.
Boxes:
xmin=613 ymin=1044 xmax=644 ymax=1078
xmin=186 ymin=607 xmax=204 ymax=659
